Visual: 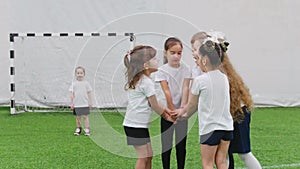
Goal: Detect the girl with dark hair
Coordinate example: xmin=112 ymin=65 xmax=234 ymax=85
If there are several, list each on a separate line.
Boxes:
xmin=155 ymin=37 xmax=191 ymax=169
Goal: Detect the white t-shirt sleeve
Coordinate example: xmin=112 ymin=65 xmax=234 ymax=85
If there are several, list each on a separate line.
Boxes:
xmin=191 ymin=65 xmax=202 ymax=79
xmin=191 ymin=76 xmax=202 ymax=95
xmin=155 ymin=68 xmax=167 ymax=82
xmin=86 ymin=81 xmax=92 ymax=92
xmin=184 ymin=65 xmax=192 ymax=79
xmin=141 ymin=77 xmax=156 ymax=97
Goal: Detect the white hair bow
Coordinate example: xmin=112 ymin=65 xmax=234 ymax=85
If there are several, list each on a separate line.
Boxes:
xmin=206 ymin=31 xmax=226 ymax=43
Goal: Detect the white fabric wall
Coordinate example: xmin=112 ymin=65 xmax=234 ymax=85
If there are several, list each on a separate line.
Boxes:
xmin=164 ymin=0 xmax=300 ymax=107
xmin=0 ymin=0 xmax=9 ymax=104
xmin=1 ymin=0 xmax=300 ymax=107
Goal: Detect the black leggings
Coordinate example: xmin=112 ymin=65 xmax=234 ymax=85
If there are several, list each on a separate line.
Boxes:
xmin=161 ymin=118 xmax=187 ymax=169
xmin=228 ymin=152 xmax=234 ymax=169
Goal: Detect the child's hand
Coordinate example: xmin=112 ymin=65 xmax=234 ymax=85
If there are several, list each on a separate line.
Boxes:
xmin=175 ymin=108 xmax=183 ymax=118
xmin=161 ymin=109 xmax=176 ymax=122
xmin=181 ymin=112 xmax=188 ymax=118
xmin=175 ymin=108 xmax=188 ymax=121
xmin=167 ymin=108 xmax=178 ymax=121
xmin=166 ymin=109 xmax=176 ymax=117
xmin=165 ymin=114 xmax=176 ymax=123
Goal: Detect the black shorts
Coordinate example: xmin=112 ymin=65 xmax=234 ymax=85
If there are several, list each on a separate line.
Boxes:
xmin=124 ymin=126 xmax=150 ymax=146
xmin=200 ymin=130 xmax=233 ymax=146
xmin=73 ymin=107 xmax=90 ymax=116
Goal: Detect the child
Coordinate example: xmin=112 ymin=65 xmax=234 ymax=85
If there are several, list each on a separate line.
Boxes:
xmin=190 ymin=32 xmax=208 ymax=78
xmin=216 ymin=37 xmax=262 ymax=169
xmin=69 ymin=66 xmax=92 ymax=136
xmin=155 ymin=37 xmax=191 ymax=169
xmin=123 ymin=45 xmax=175 ymax=169
xmin=176 ymin=40 xmax=234 ymax=169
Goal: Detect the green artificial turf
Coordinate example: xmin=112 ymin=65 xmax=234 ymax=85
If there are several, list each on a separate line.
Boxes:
xmin=0 ymin=107 xmax=299 ymax=169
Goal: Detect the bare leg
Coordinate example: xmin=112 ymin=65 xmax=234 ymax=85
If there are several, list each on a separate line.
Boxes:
xmin=200 ymin=144 xmax=217 ymax=169
xmin=76 ymin=116 xmax=81 ymax=128
xmin=146 ymin=143 xmax=153 ymax=169
xmin=83 ymin=115 xmax=89 ymax=129
xmin=134 ymin=143 xmax=152 ymax=169
xmin=215 ymin=140 xmax=230 ymax=169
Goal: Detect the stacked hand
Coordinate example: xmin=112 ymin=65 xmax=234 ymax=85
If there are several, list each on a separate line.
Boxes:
xmin=163 ymin=108 xmax=177 ymax=122
xmin=163 ymin=107 xmax=188 ymax=123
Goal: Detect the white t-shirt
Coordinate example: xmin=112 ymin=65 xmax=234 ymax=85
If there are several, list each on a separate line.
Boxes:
xmin=123 ymin=75 xmax=156 ymax=128
xmin=191 ymin=70 xmax=233 ymax=135
xmin=69 ymin=80 xmax=92 ymax=108
xmin=191 ymin=64 xmax=203 ymax=79
xmin=155 ymin=62 xmax=191 ymax=108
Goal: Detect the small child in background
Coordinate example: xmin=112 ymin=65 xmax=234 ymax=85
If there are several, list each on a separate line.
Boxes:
xmin=69 ymin=66 xmax=92 ymax=136
xmin=123 ymin=45 xmax=174 ymax=169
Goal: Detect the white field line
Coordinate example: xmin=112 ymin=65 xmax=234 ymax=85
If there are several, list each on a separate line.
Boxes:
xmin=236 ymin=163 xmax=300 ymax=169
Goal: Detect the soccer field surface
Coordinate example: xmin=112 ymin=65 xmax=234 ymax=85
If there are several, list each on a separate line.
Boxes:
xmin=0 ymin=107 xmax=299 ymax=169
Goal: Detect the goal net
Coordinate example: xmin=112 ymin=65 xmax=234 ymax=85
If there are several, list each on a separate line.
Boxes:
xmin=10 ymin=33 xmax=135 ymax=114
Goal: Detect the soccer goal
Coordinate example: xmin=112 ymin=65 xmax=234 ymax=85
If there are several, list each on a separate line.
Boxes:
xmin=9 ymin=32 xmax=135 ymax=114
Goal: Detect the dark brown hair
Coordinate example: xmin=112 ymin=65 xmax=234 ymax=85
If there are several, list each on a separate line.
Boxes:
xmin=199 ymin=40 xmax=224 ymax=67
xmin=163 ymin=37 xmax=183 ymax=64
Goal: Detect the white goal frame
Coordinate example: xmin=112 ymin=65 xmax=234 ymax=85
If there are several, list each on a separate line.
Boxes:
xmin=9 ymin=32 xmax=135 ymax=114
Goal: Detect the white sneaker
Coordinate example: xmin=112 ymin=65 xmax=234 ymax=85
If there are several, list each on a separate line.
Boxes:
xmin=84 ymin=128 xmax=90 ymax=136
xmin=74 ymin=127 xmax=82 ymax=136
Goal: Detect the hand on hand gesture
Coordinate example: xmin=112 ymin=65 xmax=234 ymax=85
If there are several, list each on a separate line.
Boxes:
xmin=174 ymin=108 xmax=188 ymax=121
xmin=162 ymin=107 xmax=189 ymax=123
xmin=162 ymin=108 xmax=177 ymax=122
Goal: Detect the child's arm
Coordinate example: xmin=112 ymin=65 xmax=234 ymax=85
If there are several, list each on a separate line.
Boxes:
xmin=180 ymin=78 xmax=190 ymax=108
xmin=177 ymin=92 xmax=198 ymax=118
xmin=148 ymin=95 xmax=175 ymax=122
xmin=70 ymin=92 xmax=74 ymax=110
xmin=160 ymin=80 xmax=175 ymax=110
xmin=88 ymin=91 xmax=92 ymax=108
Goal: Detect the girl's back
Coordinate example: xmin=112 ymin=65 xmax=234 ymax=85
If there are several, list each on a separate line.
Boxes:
xmin=192 ymin=70 xmax=233 ymax=135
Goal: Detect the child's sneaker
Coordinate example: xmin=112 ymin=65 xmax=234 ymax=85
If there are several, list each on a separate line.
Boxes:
xmin=84 ymin=128 xmax=90 ymax=136
xmin=74 ymin=127 xmax=82 ymax=136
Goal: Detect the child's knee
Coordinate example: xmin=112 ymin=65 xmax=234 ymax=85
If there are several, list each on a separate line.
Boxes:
xmin=139 ymin=157 xmax=150 ymax=163
xmin=215 ymin=155 xmax=224 ymax=162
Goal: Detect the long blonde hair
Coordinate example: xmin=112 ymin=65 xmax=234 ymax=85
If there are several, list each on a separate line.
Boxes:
xmin=221 ymin=53 xmax=254 ymax=122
